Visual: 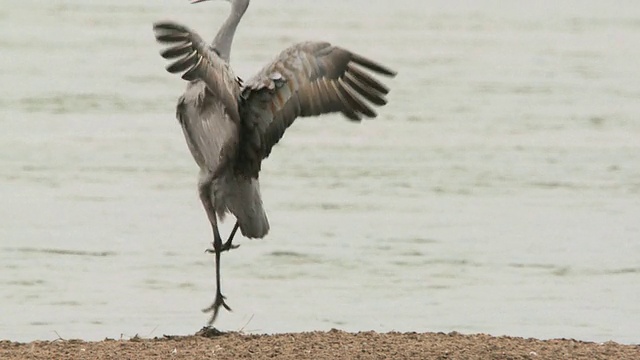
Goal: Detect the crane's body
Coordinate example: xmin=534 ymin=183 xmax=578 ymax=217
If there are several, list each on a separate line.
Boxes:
xmin=178 ymin=80 xmax=269 ymax=239
xmin=153 ymin=0 xmax=396 ymax=325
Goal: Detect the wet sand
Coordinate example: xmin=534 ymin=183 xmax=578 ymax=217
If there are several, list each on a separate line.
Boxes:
xmin=2 ymin=329 xmax=638 ymax=359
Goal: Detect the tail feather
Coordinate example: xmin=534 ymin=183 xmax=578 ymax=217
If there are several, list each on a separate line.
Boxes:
xmin=239 ymin=207 xmax=269 ymax=239
xmin=218 ymin=177 xmax=269 ymax=239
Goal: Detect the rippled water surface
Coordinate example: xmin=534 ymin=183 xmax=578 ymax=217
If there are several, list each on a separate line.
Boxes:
xmin=2 ymin=0 xmax=640 ymax=344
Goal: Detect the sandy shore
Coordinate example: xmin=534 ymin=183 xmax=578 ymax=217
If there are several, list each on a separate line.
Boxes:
xmin=1 ymin=329 xmax=638 ymax=359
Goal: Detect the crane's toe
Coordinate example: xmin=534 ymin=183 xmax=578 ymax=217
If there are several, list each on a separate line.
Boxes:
xmin=203 ymin=292 xmax=232 ymax=325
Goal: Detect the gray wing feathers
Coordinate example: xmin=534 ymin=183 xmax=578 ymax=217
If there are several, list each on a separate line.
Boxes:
xmin=238 ymin=42 xmax=396 ymax=177
xmin=154 ymin=21 xmax=241 ymax=174
xmin=176 ymin=89 xmax=238 ymax=173
xmin=153 ymin=21 xmax=241 ymax=124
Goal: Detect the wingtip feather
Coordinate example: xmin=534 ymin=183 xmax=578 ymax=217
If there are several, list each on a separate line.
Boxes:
xmin=166 ymin=50 xmax=200 ymax=73
xmin=160 ymin=42 xmax=194 ymax=59
xmin=351 ymin=53 xmax=397 ymax=77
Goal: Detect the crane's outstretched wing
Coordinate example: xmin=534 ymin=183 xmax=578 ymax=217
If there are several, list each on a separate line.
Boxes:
xmin=238 ymin=41 xmax=396 ymax=177
xmin=153 ymin=21 xmax=242 ymax=175
xmin=153 ymin=21 xmax=242 ymax=123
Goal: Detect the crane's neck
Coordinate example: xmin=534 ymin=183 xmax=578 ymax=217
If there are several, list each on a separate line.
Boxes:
xmin=212 ymin=0 xmax=249 ymax=63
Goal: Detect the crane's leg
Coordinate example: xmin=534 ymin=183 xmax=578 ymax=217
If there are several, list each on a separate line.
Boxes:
xmin=198 ymin=176 xmax=232 ymax=325
xmin=222 ymin=221 xmax=240 ymax=251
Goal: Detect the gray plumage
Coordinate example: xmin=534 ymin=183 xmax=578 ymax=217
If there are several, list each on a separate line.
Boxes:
xmin=152 ymin=0 xmax=396 ymax=325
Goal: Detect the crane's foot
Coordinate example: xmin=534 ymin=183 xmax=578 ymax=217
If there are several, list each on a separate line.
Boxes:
xmin=205 ymin=221 xmax=240 ymax=253
xmin=203 ymin=291 xmax=232 ymax=325
xmin=205 ymin=239 xmax=239 ymax=253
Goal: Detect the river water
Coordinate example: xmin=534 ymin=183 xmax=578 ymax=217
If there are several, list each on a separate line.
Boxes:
xmin=1 ymin=0 xmax=639 ymax=344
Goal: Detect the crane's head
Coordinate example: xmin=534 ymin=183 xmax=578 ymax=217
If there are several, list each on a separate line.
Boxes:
xmin=189 ymin=0 xmax=249 ymax=15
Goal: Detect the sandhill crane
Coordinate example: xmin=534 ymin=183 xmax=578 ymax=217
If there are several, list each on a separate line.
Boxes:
xmin=152 ymin=0 xmax=396 ymax=325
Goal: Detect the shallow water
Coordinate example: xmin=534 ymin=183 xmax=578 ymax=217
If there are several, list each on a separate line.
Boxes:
xmin=1 ymin=0 xmax=640 ymax=344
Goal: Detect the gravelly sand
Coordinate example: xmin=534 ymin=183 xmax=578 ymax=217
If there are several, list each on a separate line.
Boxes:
xmin=2 ymin=329 xmax=638 ymax=360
